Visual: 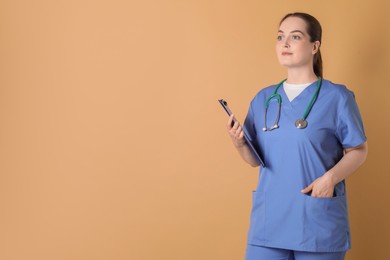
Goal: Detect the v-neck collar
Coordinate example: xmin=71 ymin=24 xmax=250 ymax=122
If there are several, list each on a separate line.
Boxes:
xmin=277 ymin=80 xmax=320 ymax=123
xmin=280 ymin=80 xmax=319 ymax=107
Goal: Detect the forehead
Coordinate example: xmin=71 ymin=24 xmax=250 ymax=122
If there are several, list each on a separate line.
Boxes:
xmin=278 ymin=17 xmax=308 ymax=34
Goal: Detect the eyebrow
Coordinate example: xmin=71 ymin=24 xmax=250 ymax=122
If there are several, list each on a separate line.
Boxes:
xmin=278 ymin=30 xmax=305 ymax=35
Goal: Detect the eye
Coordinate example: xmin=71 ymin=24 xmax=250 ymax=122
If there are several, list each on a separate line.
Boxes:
xmin=292 ymin=35 xmax=301 ymax=40
xmin=277 ymin=35 xmax=283 ymax=41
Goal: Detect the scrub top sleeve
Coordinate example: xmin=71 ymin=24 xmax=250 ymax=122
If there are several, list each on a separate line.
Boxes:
xmin=335 ymin=90 xmax=367 ymax=148
xmin=243 ymin=101 xmax=257 ymax=143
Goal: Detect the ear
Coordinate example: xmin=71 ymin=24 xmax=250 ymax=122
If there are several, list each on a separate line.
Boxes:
xmin=312 ymin=41 xmax=321 ymax=54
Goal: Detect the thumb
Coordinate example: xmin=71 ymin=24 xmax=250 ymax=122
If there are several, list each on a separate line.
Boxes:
xmin=301 ymin=183 xmax=313 ymax=194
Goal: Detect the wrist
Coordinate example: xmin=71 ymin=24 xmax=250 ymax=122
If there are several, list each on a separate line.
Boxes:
xmin=234 ymin=140 xmax=246 ymax=149
xmin=230 ymin=136 xmax=245 ymax=148
xmin=324 ymin=170 xmax=339 ymax=186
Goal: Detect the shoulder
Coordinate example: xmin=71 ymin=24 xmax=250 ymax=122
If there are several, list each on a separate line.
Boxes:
xmin=321 ymin=79 xmax=354 ymax=96
xmin=250 ymin=83 xmax=279 ymax=103
xmin=320 ymin=79 xmax=356 ymax=102
xmin=246 ymin=83 xmax=280 ymax=115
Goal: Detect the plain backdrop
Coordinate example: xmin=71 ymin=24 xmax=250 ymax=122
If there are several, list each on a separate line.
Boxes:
xmin=0 ymin=0 xmax=389 ymax=259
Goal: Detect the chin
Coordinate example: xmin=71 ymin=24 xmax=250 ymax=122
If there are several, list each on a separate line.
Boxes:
xmin=277 ymin=57 xmax=292 ymax=65
xmin=278 ymin=61 xmax=294 ymax=68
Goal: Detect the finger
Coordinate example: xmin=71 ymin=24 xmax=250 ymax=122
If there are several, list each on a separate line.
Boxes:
xmin=235 ymin=124 xmax=241 ymax=133
xmin=315 ymin=190 xmax=333 ymax=198
xmin=233 ymin=120 xmax=240 ymax=130
xmin=227 ymin=114 xmax=234 ymax=129
xmin=239 ymin=130 xmax=245 ymax=140
xmin=301 ymin=184 xmax=313 ymax=193
xmin=234 ymin=127 xmax=242 ymax=138
xmin=311 ymin=191 xmax=330 ymax=198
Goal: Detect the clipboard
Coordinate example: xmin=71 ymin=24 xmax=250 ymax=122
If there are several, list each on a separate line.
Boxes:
xmin=218 ymin=99 xmax=265 ymax=167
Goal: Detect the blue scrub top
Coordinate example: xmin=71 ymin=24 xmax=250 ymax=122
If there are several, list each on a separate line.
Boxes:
xmin=243 ymin=79 xmax=367 ymax=252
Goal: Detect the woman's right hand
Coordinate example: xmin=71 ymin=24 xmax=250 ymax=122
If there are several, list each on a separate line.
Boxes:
xmin=227 ymin=114 xmax=245 ymax=147
xmin=226 ymin=114 xmax=259 ymax=167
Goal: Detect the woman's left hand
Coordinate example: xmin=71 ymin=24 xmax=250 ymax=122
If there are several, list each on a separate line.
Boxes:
xmin=301 ymin=174 xmax=335 ymax=198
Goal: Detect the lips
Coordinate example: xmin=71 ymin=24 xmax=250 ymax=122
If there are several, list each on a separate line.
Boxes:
xmin=282 ymin=52 xmax=292 ymax=56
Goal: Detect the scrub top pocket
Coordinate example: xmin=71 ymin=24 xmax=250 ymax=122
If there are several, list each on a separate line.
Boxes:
xmin=247 ymin=191 xmax=266 ymax=244
xmin=303 ymin=194 xmax=350 ymax=252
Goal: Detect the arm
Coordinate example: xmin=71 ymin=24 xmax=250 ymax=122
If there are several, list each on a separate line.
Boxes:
xmin=301 ymin=141 xmax=368 ymax=197
xmin=226 ymin=114 xmax=260 ymax=167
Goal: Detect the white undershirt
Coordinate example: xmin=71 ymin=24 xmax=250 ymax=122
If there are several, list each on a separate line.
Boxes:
xmin=283 ymin=82 xmax=312 ymax=101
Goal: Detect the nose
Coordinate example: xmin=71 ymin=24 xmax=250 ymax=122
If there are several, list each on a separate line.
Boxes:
xmin=283 ymin=38 xmax=290 ymax=48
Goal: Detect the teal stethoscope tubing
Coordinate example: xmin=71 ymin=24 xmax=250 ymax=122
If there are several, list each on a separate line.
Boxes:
xmin=263 ymin=77 xmax=322 ymax=131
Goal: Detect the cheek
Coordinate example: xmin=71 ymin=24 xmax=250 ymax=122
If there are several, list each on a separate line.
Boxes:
xmin=275 ymin=42 xmax=281 ymax=51
xmin=297 ymin=44 xmax=314 ymax=58
xmin=275 ymin=43 xmax=281 ymax=57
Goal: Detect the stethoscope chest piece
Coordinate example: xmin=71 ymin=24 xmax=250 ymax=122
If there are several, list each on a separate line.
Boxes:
xmin=295 ymin=119 xmax=308 ymax=129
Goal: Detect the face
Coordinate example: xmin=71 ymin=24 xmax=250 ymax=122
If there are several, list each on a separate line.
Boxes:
xmin=276 ymin=16 xmax=320 ymax=69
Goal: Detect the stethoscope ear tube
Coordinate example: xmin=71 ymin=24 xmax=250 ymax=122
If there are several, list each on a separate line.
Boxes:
xmin=263 ymin=101 xmax=281 ymax=131
xmin=301 ymin=77 xmax=322 ymax=121
xmin=262 ymin=79 xmax=285 ymax=132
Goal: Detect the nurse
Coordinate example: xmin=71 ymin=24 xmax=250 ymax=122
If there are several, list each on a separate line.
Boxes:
xmin=226 ymin=13 xmax=368 ymax=260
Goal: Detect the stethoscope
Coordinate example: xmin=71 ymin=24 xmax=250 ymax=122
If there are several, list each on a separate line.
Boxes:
xmin=263 ymin=77 xmax=322 ymax=131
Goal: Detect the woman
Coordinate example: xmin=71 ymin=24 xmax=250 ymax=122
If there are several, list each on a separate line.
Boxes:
xmin=226 ymin=13 xmax=368 ymax=260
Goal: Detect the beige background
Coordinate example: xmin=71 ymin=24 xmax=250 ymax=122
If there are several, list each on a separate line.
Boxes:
xmin=0 ymin=0 xmax=389 ymax=259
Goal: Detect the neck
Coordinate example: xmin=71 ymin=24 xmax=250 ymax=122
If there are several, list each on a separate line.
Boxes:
xmin=286 ymin=67 xmax=318 ymax=84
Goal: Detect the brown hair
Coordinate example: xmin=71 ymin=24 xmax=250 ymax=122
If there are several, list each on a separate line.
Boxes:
xmin=280 ymin=13 xmax=323 ymax=78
